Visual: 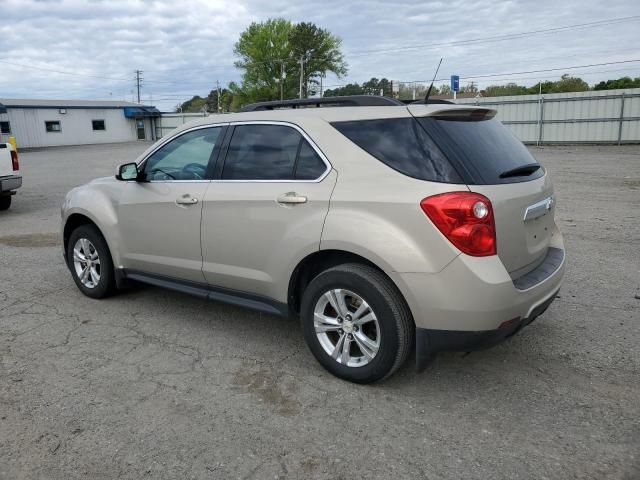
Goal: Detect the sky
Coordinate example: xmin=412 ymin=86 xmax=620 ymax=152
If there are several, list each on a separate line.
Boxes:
xmin=0 ymin=0 xmax=639 ymax=110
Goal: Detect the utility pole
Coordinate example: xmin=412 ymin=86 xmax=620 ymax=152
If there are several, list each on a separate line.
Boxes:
xmin=299 ymin=56 xmax=304 ymax=99
xmin=280 ymin=62 xmax=285 ymax=100
xmin=135 ymin=70 xmax=142 ymax=103
xmin=216 ymin=80 xmax=221 ymax=113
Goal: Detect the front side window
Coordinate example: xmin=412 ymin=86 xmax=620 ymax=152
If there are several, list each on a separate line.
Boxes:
xmin=142 ymin=127 xmax=222 ymax=181
xmin=222 ymin=124 xmax=326 ymax=181
xmin=92 ymin=120 xmax=106 ymax=131
xmin=0 ymin=121 xmax=10 ymax=134
xmin=45 ymin=121 xmax=61 ymax=132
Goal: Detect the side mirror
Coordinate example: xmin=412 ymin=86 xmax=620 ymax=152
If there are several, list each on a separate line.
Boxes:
xmin=116 ymin=162 xmax=139 ymax=181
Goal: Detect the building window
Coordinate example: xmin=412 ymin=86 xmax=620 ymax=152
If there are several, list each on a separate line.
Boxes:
xmin=45 ymin=121 xmax=61 ymax=132
xmin=92 ymin=120 xmax=106 ymax=131
xmin=0 ymin=121 xmax=10 ymax=134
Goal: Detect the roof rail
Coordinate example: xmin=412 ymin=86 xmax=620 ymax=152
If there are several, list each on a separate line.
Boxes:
xmin=404 ymin=99 xmax=455 ymax=105
xmin=239 ymin=95 xmax=404 ymax=112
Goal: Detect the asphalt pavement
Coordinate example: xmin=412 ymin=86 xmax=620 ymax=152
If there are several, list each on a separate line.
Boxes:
xmin=1 ymin=142 xmax=638 ymax=479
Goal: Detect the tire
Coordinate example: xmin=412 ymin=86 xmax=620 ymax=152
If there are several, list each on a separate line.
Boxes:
xmin=0 ymin=195 xmax=11 ymax=210
xmin=66 ymin=224 xmax=116 ymax=299
xmin=301 ymin=263 xmax=414 ymax=383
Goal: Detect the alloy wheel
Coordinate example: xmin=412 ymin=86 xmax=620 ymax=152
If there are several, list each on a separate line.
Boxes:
xmin=73 ymin=238 xmax=101 ymax=289
xmin=313 ymin=289 xmax=380 ymax=367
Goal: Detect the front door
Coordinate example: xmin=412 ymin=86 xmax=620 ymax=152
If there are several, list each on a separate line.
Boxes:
xmin=117 ymin=126 xmax=224 ymax=282
xmin=201 ymin=123 xmax=336 ymax=301
xmin=136 ymin=119 xmax=146 ymax=140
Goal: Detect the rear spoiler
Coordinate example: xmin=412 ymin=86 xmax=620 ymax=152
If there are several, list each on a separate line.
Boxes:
xmin=409 ymin=105 xmax=497 ymax=120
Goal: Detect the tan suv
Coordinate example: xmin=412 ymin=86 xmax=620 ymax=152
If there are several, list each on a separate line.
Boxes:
xmin=62 ymin=96 xmax=565 ymax=383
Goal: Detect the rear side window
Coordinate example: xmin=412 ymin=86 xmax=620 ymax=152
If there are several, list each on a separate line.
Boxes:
xmin=417 ymin=116 xmax=544 ymax=184
xmin=295 ymin=141 xmax=326 ymax=180
xmin=331 ymin=118 xmax=462 ymax=183
xmin=222 ymin=124 xmax=327 ymax=181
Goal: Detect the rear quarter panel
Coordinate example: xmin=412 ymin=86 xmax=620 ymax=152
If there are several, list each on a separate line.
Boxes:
xmin=307 ymin=119 xmax=463 ymax=274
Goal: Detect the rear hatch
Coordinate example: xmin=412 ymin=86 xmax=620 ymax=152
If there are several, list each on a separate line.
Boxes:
xmin=409 ymin=106 xmax=555 ymax=275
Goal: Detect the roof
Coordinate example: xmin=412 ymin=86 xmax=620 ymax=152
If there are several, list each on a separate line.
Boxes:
xmin=168 ymin=103 xmax=489 ymax=132
xmin=0 ymin=98 xmax=155 ymax=109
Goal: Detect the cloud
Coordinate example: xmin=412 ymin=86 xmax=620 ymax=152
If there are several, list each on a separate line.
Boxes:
xmin=0 ymin=0 xmax=637 ymax=110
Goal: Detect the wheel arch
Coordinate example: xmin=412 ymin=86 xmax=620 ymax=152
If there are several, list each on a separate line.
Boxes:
xmin=63 ymin=213 xmax=101 ymax=253
xmin=287 ymin=249 xmax=412 ymax=322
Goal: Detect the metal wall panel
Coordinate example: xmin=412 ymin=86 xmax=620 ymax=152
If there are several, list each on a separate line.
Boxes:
xmin=156 ymin=113 xmax=210 ymax=138
xmin=456 ymin=88 xmax=640 ymax=144
xmin=5 ymin=107 xmax=146 ymax=148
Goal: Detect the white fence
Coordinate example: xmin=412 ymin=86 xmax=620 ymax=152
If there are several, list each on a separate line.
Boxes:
xmin=455 ymin=88 xmax=640 ymax=144
xmin=157 ymin=88 xmax=640 ymax=144
xmin=155 ymin=112 xmax=210 ymax=138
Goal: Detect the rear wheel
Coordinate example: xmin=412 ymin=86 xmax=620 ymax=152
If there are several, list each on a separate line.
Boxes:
xmin=0 ymin=195 xmax=11 ymax=210
xmin=67 ymin=224 xmax=116 ymax=299
xmin=301 ymin=263 xmax=414 ymax=383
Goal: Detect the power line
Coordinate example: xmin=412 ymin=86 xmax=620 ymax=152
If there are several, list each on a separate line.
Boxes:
xmin=3 ymin=16 xmax=638 ymax=88
xmin=0 ymin=59 xmax=133 ymax=81
xmin=346 ymin=15 xmax=640 ymax=57
xmin=320 ymin=63 xmax=640 ymax=91
xmin=454 ymin=59 xmax=640 ymax=81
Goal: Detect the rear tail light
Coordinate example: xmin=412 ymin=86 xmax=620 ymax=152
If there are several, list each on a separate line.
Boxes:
xmin=420 ymin=192 xmax=496 ymax=256
xmin=11 ymin=150 xmax=19 ymax=171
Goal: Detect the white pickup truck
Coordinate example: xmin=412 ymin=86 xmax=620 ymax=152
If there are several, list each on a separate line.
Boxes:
xmin=0 ymin=142 xmax=21 ymax=210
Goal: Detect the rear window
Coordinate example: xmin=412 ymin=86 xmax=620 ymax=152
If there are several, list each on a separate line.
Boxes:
xmin=331 ymin=118 xmax=463 ymax=183
xmin=417 ymin=115 xmax=544 ymax=184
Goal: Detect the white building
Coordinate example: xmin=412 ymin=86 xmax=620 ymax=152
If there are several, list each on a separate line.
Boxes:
xmin=0 ymin=99 xmax=160 ymax=148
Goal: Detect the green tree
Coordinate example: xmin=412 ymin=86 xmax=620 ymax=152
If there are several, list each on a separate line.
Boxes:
xmin=593 ymin=76 xmax=640 ymax=90
xmin=233 ymin=19 xmax=347 ymax=105
xmin=484 ymin=82 xmax=529 ymax=97
xmin=459 ymin=81 xmax=478 ymax=94
xmin=289 ymin=22 xmax=347 ymax=97
xmin=439 ymin=84 xmax=452 ymax=96
xmin=323 ymin=82 xmax=365 ymax=97
xmin=176 ymin=95 xmax=207 ymax=113
xmin=233 ymin=18 xmax=294 ymax=104
xmin=205 ymin=88 xmax=234 ymax=113
xmin=324 ymin=78 xmax=392 ymax=98
xmin=528 ymin=75 xmax=589 ymax=94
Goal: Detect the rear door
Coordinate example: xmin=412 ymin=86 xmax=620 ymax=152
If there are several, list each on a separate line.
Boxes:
xmin=412 ymin=108 xmax=556 ymax=275
xmin=201 ymin=122 xmax=336 ymax=300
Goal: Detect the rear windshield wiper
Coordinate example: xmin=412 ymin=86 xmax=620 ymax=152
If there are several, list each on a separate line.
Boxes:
xmin=499 ymin=163 xmax=541 ymax=179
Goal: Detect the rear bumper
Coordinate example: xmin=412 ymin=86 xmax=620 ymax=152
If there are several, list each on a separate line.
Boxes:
xmin=417 ymin=288 xmax=557 ymax=349
xmin=390 ymin=226 xmax=565 ymax=333
xmin=414 ymin=289 xmax=558 ymax=370
xmin=0 ymin=175 xmax=22 ymax=194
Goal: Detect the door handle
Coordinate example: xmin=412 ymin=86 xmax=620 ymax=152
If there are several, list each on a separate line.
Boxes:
xmin=176 ymin=194 xmax=198 ymax=205
xmin=277 ymin=192 xmax=307 ymax=205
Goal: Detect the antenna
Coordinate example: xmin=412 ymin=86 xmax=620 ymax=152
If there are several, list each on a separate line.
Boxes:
xmin=424 ymin=57 xmax=443 ymax=104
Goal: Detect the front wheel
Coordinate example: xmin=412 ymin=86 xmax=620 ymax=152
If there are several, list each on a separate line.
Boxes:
xmin=301 ymin=264 xmax=414 ymax=383
xmin=67 ymin=224 xmax=116 ymax=299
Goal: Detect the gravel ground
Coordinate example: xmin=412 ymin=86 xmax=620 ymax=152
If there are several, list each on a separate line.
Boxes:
xmin=0 ymin=142 xmax=638 ymax=480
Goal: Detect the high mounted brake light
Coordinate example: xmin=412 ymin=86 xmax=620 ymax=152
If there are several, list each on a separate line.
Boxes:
xmin=420 ymin=192 xmax=496 ymax=257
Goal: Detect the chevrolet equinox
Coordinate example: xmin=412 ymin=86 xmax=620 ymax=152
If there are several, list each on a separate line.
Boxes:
xmin=62 ymin=96 xmax=565 ymax=383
